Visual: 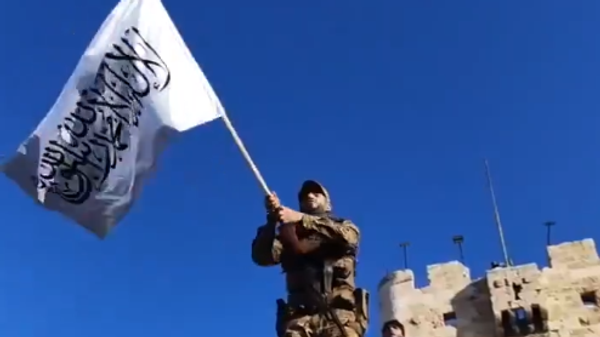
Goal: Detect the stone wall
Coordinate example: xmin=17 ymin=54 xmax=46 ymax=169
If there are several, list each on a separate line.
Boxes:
xmin=377 ymin=238 xmax=600 ymax=337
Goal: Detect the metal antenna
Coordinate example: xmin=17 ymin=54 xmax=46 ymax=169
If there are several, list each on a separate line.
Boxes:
xmin=544 ymin=221 xmax=556 ymax=265
xmin=484 ymin=159 xmax=511 ymax=267
xmin=452 ymin=235 xmax=465 ymax=263
xmin=399 ymin=242 xmax=410 ymax=269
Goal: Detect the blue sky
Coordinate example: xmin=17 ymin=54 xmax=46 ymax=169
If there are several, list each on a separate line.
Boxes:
xmin=0 ymin=0 xmax=599 ymax=336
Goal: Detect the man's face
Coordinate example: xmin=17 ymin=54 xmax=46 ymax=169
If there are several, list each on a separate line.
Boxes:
xmin=382 ymin=323 xmax=404 ymax=337
xmin=388 ymin=325 xmax=404 ymax=337
xmin=300 ymin=192 xmax=327 ymax=212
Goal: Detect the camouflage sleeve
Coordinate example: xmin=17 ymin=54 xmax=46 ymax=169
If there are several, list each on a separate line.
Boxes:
xmin=251 ymin=223 xmax=283 ymax=267
xmin=300 ymin=215 xmax=360 ymax=249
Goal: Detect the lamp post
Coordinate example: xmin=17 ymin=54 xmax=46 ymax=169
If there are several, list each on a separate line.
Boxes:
xmin=452 ymin=235 xmax=465 ymax=263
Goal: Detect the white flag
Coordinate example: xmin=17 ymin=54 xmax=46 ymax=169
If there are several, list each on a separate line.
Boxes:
xmin=1 ymin=0 xmax=224 ymax=238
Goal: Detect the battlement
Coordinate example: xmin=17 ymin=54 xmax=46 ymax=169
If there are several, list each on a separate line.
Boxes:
xmin=377 ymin=261 xmax=471 ymax=292
xmin=548 ymin=238 xmax=600 ymax=269
xmin=378 ymin=238 xmax=600 ymax=337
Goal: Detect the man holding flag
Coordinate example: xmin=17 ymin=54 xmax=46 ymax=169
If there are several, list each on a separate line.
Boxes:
xmin=1 ymin=0 xmax=369 ymax=333
xmin=253 ymin=180 xmax=369 ymax=337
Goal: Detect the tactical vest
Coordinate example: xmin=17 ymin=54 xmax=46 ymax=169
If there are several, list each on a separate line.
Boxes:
xmin=275 ymin=221 xmax=370 ymax=337
xmin=280 ymin=226 xmax=357 ymax=308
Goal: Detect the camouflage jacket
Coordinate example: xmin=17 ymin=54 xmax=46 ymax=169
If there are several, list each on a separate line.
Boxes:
xmin=252 ymin=214 xmax=360 ymax=307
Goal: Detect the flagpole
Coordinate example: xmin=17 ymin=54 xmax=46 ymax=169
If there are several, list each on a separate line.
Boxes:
xmin=220 ymin=112 xmax=271 ymax=195
xmin=484 ymin=159 xmax=511 ymax=267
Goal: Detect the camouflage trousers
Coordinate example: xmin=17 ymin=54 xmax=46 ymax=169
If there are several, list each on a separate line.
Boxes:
xmin=278 ymin=309 xmax=363 ymax=337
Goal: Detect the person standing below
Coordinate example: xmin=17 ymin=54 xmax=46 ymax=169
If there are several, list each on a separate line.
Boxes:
xmin=252 ymin=180 xmax=369 ymax=337
xmin=382 ymin=320 xmax=405 ymax=337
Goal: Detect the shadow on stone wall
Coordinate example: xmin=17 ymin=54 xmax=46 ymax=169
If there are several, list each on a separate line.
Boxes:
xmin=450 ymin=278 xmax=497 ymax=337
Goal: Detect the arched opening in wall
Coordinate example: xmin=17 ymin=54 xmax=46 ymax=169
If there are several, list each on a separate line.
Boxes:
xmin=531 ymin=304 xmax=547 ymax=333
xmin=581 ymin=291 xmax=598 ymax=309
xmin=500 ymin=310 xmax=516 ymax=337
xmin=443 ymin=311 xmax=457 ymax=327
xmin=513 ymin=308 xmax=531 ymax=335
xmin=501 ymin=308 xmax=535 ymax=337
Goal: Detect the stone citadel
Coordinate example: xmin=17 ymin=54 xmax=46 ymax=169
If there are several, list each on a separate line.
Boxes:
xmin=377 ymin=238 xmax=600 ymax=337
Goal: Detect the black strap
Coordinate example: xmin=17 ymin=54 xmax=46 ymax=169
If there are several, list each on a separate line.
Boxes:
xmin=319 ymin=260 xmax=348 ymax=337
xmin=323 ymin=261 xmax=333 ymax=296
